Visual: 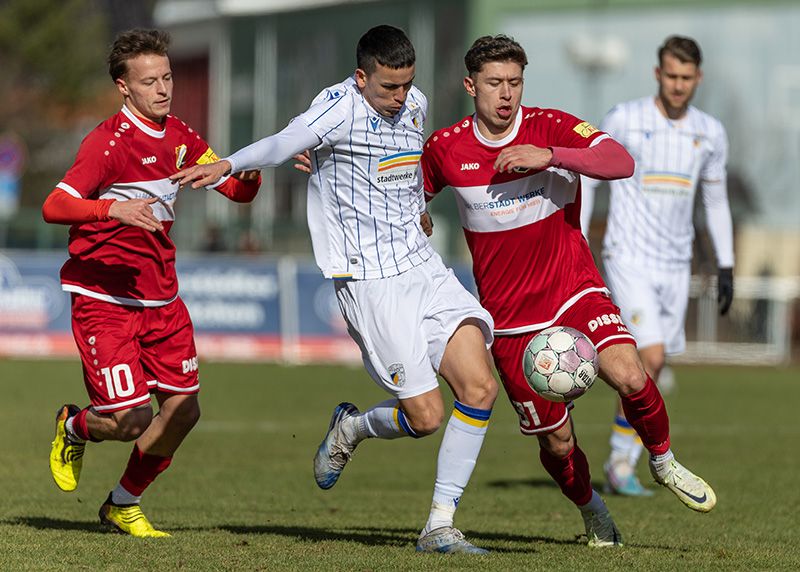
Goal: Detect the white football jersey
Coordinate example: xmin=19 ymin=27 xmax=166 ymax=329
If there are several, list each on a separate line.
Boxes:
xmin=296 ymin=76 xmax=433 ymax=280
xmin=588 ymin=96 xmax=731 ymax=268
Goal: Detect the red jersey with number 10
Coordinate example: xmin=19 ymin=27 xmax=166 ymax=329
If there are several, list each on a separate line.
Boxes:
xmin=422 ymin=106 xmax=610 ymax=335
xmin=56 ymin=106 xmax=221 ymax=306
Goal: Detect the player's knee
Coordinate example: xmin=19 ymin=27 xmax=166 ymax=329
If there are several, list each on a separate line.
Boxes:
xmin=113 ymin=407 xmax=153 ymax=441
xmin=614 ymin=363 xmax=648 ymax=396
xmin=538 ymin=429 xmax=575 ymax=458
xmin=163 ymin=395 xmax=201 ymax=431
xmin=459 ymin=375 xmax=499 ymax=409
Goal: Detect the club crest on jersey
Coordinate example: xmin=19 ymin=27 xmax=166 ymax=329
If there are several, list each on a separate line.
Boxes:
xmin=369 ymin=116 xmax=381 ymax=132
xmin=573 ymin=121 xmax=599 ymax=138
xmin=374 ymin=150 xmax=421 ymax=187
xmin=175 ymin=144 xmax=188 ymax=169
xmin=388 ymin=363 xmax=406 ymax=387
xmin=409 ymin=107 xmax=422 ymax=129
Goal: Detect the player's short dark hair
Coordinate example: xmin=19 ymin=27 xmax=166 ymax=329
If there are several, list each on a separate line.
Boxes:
xmin=108 ymin=28 xmax=171 ymax=81
xmin=356 ymin=25 xmax=415 ymax=73
xmin=465 ymin=35 xmax=528 ymax=76
xmin=658 ymin=35 xmax=702 ymax=67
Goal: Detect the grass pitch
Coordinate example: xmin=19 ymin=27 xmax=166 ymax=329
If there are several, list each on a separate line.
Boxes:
xmin=1 ymin=359 xmax=798 ymax=571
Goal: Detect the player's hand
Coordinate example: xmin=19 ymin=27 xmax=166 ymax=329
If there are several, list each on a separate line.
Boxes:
xmin=108 ymin=197 xmax=163 ymax=232
xmin=170 ymin=160 xmax=232 ymax=189
xmin=717 ymin=267 xmax=734 ymax=315
xmin=494 ymin=144 xmax=553 ymax=173
xmin=293 ymin=150 xmax=312 ymax=174
xmin=234 ymin=169 xmax=260 ymax=181
xmin=420 ymin=211 xmax=433 ymax=236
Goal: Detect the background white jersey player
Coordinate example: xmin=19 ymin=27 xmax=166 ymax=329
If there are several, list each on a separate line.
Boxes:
xmin=173 ymin=25 xmax=499 ymax=555
xmin=581 ymin=35 xmax=735 ymax=496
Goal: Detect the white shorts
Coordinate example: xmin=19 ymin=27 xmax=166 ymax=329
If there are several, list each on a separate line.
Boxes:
xmin=602 ymin=256 xmax=690 ymax=355
xmin=334 ymin=252 xmax=494 ymax=399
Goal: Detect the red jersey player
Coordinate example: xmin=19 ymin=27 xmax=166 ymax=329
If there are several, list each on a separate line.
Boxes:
xmin=421 ymin=35 xmax=717 ymax=546
xmin=44 ymin=29 xmax=260 ymax=537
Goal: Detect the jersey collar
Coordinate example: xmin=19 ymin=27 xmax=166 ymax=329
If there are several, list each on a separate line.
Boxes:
xmin=121 ymin=105 xmax=167 ymax=139
xmin=472 ymin=106 xmax=522 ymax=147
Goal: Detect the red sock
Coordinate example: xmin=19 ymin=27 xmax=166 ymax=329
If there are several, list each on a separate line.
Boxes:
xmin=620 ymin=376 xmax=671 ymax=455
xmin=72 ymin=407 xmax=102 ymax=442
xmin=119 ymin=444 xmax=173 ymax=496
xmin=539 ymin=445 xmax=593 ymax=506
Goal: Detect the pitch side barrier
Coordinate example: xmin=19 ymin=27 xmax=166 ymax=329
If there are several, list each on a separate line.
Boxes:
xmin=1 ymin=251 xmax=797 ymax=364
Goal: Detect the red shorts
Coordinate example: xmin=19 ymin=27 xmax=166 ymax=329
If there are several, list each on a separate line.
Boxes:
xmin=493 ymin=291 xmax=635 ymax=435
xmin=71 ymin=295 xmax=199 ymax=413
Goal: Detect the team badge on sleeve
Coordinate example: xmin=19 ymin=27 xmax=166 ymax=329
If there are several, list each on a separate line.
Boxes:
xmin=573 ymin=122 xmax=599 ymax=138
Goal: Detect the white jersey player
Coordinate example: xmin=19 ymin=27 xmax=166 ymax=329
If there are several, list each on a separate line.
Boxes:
xmin=581 ymin=36 xmax=734 ymax=496
xmin=172 ymin=25 xmax=498 ymax=555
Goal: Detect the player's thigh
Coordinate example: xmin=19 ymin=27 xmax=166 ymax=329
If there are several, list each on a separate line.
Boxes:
xmin=492 ymin=334 xmax=572 ymax=435
xmin=138 ymin=297 xmax=200 ymax=396
xmin=71 ymin=295 xmax=152 ymax=413
xmin=421 ymin=255 xmax=494 ymax=375
xmin=603 ymin=256 xmax=663 ymax=350
xmin=334 ymin=276 xmax=438 ymax=400
xmin=656 ymin=265 xmax=691 ymax=355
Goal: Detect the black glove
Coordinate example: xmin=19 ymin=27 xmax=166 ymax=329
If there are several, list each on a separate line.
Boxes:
xmin=717 ymin=267 xmax=734 ymax=316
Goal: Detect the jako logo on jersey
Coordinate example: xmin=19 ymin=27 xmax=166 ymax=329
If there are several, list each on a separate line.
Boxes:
xmin=461 ymin=162 xmax=480 ymax=171
xmin=175 ymin=144 xmax=187 ymax=169
xmin=181 ymin=356 xmax=198 ymax=374
xmin=141 ymin=156 xmax=157 ymax=165
xmin=588 ymin=313 xmax=622 ymax=332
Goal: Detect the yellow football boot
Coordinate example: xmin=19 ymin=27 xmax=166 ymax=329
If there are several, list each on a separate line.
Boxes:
xmin=49 ymin=404 xmax=85 ymax=492
xmin=99 ymin=495 xmax=171 ymax=538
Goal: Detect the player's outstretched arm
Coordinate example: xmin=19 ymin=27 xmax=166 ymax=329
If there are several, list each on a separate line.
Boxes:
xmin=171 ymin=160 xmax=232 ymax=190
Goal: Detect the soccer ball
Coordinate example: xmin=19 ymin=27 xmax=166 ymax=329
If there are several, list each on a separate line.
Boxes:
xmin=522 ymin=326 xmax=599 ymax=402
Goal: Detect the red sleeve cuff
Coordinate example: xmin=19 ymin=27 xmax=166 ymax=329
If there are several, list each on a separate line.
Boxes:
xmin=42 ymin=188 xmax=113 ymax=224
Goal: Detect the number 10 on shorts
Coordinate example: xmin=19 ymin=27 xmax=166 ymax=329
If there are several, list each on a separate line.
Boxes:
xmin=101 ymin=364 xmax=135 ymax=399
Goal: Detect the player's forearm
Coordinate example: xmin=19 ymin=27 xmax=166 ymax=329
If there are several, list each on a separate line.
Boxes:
xmin=702 ymin=179 xmax=735 ymax=268
xmin=215 ymin=175 xmax=262 ymax=203
xmin=550 ymin=138 xmax=634 ymax=180
xmin=42 ymin=188 xmax=113 ymax=225
xmin=225 ymin=120 xmax=321 ymax=173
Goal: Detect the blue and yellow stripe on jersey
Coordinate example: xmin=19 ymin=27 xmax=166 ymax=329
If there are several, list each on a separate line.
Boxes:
xmin=452 ymin=400 xmax=491 ymax=429
xmin=377 ymin=150 xmax=422 ymax=172
xmin=643 ymin=172 xmax=692 ymax=188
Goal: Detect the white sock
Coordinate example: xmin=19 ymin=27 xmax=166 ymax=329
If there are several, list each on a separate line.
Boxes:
xmin=650 ymin=448 xmax=675 ymax=478
xmin=64 ymin=417 xmax=86 ymax=444
xmin=348 ymin=399 xmax=411 ymax=441
xmin=578 ymin=490 xmax=607 ymax=514
xmin=111 ymin=483 xmax=141 ymax=506
xmin=628 ymin=438 xmax=645 ymax=467
xmin=424 ymin=401 xmax=491 ymax=534
xmin=609 ymin=415 xmax=637 ymax=466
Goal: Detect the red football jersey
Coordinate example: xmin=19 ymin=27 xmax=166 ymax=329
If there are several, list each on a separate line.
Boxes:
xmin=56 ymin=106 xmax=219 ymax=305
xmin=422 ymin=106 xmax=610 ymax=334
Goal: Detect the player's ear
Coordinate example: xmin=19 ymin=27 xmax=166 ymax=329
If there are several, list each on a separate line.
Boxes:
xmin=355 ymin=69 xmax=368 ymax=90
xmin=115 ymin=78 xmax=129 ymax=98
xmin=463 ymin=76 xmax=476 ymax=97
xmin=654 ymin=65 xmax=661 ymax=84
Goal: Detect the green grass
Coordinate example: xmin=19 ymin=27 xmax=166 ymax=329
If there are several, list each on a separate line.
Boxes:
xmin=1 ymin=360 xmax=798 ymax=571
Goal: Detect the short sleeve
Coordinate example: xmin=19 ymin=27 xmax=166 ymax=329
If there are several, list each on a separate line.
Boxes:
xmin=546 ymin=109 xmax=606 ymax=150
xmin=57 ymin=128 xmax=122 ymax=198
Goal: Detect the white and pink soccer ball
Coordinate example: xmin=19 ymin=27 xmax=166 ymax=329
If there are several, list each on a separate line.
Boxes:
xmin=522 ymin=326 xmax=599 ymax=402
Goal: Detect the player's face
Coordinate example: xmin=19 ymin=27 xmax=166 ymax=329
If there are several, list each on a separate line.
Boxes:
xmin=116 ymin=54 xmax=173 ymax=123
xmin=464 ymin=61 xmax=524 ymax=139
xmin=355 ymin=63 xmax=415 ymax=119
xmin=655 ymin=53 xmax=702 ymax=118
